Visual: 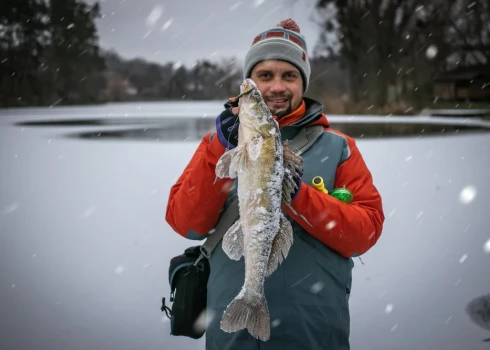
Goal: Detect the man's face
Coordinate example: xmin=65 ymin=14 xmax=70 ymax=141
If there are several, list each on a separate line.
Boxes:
xmin=250 ymin=60 xmax=303 ymax=118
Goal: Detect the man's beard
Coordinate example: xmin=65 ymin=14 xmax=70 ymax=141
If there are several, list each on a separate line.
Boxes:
xmin=265 ymin=96 xmax=292 ymax=118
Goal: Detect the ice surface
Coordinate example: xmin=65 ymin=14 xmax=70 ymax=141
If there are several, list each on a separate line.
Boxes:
xmin=0 ymin=102 xmax=490 ymax=350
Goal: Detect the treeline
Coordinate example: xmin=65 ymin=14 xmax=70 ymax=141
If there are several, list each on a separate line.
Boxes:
xmin=101 ymin=50 xmax=347 ymax=105
xmin=1 ymin=0 xmax=489 ymax=111
xmin=314 ymin=0 xmax=490 ymax=112
xmin=102 ymin=50 xmax=243 ymax=101
xmin=0 ymin=0 xmax=105 ymax=107
xmin=0 ymin=0 xmax=245 ymax=108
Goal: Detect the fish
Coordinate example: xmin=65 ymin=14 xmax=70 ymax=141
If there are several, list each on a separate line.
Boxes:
xmin=215 ymin=78 xmax=303 ymax=341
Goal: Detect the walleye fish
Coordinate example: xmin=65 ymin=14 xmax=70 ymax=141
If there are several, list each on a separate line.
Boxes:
xmin=215 ymin=78 xmax=303 ymax=341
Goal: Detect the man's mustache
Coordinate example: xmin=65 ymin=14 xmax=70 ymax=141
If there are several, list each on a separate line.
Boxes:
xmin=265 ymin=95 xmax=290 ymax=100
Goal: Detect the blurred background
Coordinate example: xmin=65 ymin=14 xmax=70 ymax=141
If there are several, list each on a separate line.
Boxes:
xmin=1 ymin=1 xmax=490 ymax=350
xmin=1 ymin=0 xmax=489 ymax=113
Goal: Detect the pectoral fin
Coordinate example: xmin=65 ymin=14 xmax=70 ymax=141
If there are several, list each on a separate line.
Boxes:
xmin=215 ymin=146 xmax=248 ymax=179
xmin=222 ymin=219 xmax=244 ymax=260
xmin=266 ymin=213 xmax=293 ymax=276
xmin=281 ymin=141 xmax=303 ymax=205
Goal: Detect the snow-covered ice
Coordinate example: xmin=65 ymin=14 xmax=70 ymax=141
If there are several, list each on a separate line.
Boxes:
xmin=0 ymin=101 xmax=489 ymax=350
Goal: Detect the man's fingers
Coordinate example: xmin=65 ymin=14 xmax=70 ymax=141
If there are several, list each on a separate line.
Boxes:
xmin=231 ymin=107 xmax=240 ymax=115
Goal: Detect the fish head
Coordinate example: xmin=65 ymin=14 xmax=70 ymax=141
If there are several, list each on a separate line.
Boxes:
xmin=238 ymin=79 xmax=277 ymax=133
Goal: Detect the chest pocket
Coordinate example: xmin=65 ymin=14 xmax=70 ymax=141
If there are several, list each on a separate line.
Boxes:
xmin=300 ymin=132 xmax=347 ymax=194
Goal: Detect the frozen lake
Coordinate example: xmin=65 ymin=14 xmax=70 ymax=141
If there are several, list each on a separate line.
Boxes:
xmin=1 ymin=101 xmax=490 ymax=350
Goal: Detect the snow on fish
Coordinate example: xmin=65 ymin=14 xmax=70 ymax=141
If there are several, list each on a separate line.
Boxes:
xmin=215 ymin=78 xmax=303 ymax=341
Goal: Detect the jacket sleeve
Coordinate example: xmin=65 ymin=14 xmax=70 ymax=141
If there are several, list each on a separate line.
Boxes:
xmin=165 ymin=131 xmax=235 ymax=240
xmin=283 ymin=135 xmax=384 ymax=258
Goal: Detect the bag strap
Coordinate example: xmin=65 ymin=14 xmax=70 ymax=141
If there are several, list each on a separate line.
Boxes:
xmin=199 ymin=196 xmax=239 ymax=259
xmin=288 ymin=124 xmax=324 ymax=156
xmin=197 ymin=124 xmax=324 ymax=261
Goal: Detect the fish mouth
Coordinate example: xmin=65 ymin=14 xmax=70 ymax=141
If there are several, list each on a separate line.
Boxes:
xmin=228 ymin=78 xmax=260 ymax=103
xmin=228 ymin=86 xmax=256 ymax=103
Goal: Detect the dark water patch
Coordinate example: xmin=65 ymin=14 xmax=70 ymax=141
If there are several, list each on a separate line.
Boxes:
xmin=14 ymin=117 xmax=180 ymax=127
xmin=59 ymin=119 xmax=490 ymax=142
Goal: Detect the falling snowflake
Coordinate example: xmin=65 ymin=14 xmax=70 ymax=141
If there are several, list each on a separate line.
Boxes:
xmin=81 ymin=206 xmax=96 ymax=218
xmin=194 ymin=309 xmax=215 ymax=333
xmin=390 ymin=324 xmax=398 ymax=332
xmin=484 ymin=239 xmax=490 ymax=254
xmin=459 ymin=254 xmax=468 ymax=263
xmin=161 ymin=18 xmax=173 ymax=32
xmin=310 ymin=282 xmax=324 ymax=294
xmin=405 ymin=155 xmax=413 ymax=162
xmin=146 ymin=5 xmax=164 ymax=27
xmin=115 ymin=265 xmax=125 ymax=274
xmin=426 ymin=45 xmax=438 ymax=59
xmin=3 ymin=203 xmax=19 ymax=214
xmin=173 ymin=61 xmax=183 ymax=70
xmin=385 ymin=304 xmax=394 ymax=314
xmin=253 ymin=0 xmax=265 ymax=8
xmin=459 ymin=185 xmax=476 ymax=204
xmin=229 ymin=2 xmax=242 ymax=11
xmin=325 ymin=220 xmax=337 ymax=230
xmin=271 ymin=319 xmax=281 ymax=327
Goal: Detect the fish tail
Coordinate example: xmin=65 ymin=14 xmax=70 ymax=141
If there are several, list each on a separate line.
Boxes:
xmin=220 ymin=292 xmax=270 ymax=341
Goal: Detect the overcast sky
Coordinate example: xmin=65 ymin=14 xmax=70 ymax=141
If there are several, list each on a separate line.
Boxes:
xmin=84 ymin=0 xmax=322 ymax=68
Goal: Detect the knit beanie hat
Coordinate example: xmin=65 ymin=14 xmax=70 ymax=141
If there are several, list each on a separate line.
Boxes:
xmin=243 ymin=18 xmax=310 ymax=93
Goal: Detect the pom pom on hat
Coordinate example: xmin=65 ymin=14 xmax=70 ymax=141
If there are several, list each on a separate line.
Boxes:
xmin=243 ymin=18 xmax=310 ymax=92
xmin=277 ymin=18 xmax=301 ymax=33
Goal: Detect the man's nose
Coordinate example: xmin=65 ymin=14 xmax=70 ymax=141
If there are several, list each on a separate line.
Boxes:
xmin=269 ymin=78 xmax=286 ymax=93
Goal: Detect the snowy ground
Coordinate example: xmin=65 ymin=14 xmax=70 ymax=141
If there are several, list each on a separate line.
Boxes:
xmin=1 ymin=101 xmax=489 ymax=350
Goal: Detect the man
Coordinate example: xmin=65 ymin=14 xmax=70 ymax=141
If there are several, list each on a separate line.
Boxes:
xmin=166 ymin=18 xmax=384 ymax=350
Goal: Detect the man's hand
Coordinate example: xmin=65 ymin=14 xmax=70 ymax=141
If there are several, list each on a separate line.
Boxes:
xmin=216 ymin=107 xmax=240 ymax=149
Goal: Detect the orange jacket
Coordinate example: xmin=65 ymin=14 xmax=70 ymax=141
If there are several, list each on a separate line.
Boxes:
xmin=165 ymin=100 xmax=384 ymax=257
